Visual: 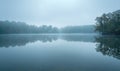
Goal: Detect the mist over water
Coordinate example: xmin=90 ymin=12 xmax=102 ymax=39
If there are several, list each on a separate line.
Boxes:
xmin=0 ymin=0 xmax=120 ymax=71
xmin=0 ymin=34 xmax=120 ymax=71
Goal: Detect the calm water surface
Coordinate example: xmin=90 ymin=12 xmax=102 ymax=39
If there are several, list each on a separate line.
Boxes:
xmin=0 ymin=34 xmax=120 ymax=71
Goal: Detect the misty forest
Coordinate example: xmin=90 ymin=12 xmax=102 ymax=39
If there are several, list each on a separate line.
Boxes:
xmin=0 ymin=21 xmax=94 ymax=34
xmin=0 ymin=0 xmax=120 ymax=71
xmin=0 ymin=10 xmax=120 ymax=35
xmin=95 ymin=10 xmax=120 ymax=35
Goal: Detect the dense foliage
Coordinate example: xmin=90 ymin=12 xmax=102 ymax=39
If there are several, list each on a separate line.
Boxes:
xmin=95 ymin=10 xmax=120 ymax=35
xmin=0 ymin=21 xmax=59 ymax=34
xmin=0 ymin=20 xmax=95 ymax=34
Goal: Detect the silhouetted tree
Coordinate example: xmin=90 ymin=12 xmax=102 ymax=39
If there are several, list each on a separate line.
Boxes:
xmin=95 ymin=10 xmax=120 ymax=35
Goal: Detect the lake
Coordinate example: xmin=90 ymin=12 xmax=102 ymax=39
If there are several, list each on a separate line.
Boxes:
xmin=0 ymin=34 xmax=120 ymax=71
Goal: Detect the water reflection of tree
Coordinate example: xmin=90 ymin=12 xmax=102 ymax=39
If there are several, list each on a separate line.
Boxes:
xmin=0 ymin=35 xmax=58 ymax=48
xmin=0 ymin=34 xmax=95 ymax=48
xmin=95 ymin=36 xmax=120 ymax=60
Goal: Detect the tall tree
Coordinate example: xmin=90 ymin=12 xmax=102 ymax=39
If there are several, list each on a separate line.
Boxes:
xmin=95 ymin=10 xmax=120 ymax=35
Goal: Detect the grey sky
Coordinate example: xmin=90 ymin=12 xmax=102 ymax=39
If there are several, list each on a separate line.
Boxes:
xmin=0 ymin=0 xmax=120 ymax=27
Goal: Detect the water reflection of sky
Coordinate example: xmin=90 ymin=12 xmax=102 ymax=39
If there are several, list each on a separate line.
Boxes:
xmin=0 ymin=34 xmax=120 ymax=71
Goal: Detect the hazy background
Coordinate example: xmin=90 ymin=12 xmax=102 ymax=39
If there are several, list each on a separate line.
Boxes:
xmin=0 ymin=0 xmax=120 ymax=27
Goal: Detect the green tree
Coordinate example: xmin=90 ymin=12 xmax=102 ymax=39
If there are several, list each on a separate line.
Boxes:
xmin=95 ymin=10 xmax=120 ymax=35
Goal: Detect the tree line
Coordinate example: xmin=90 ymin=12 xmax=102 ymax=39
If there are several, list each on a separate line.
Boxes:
xmin=0 ymin=21 xmax=59 ymax=34
xmin=0 ymin=20 xmax=95 ymax=34
xmin=60 ymin=25 xmax=94 ymax=33
xmin=95 ymin=10 xmax=120 ymax=35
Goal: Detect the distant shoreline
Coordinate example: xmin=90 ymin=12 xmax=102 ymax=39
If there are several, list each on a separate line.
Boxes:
xmin=0 ymin=33 xmax=99 ymax=36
